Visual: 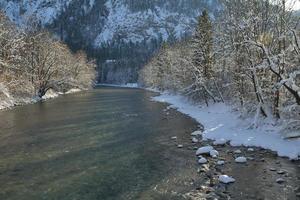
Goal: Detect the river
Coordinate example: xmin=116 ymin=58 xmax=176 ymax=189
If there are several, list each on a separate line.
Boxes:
xmin=0 ymin=87 xmax=200 ymax=200
xmin=0 ymin=87 xmax=299 ymax=200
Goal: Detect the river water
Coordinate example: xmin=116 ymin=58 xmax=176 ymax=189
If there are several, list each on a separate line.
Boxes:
xmin=0 ymin=87 xmax=199 ymax=200
xmin=0 ymin=87 xmax=299 ymax=200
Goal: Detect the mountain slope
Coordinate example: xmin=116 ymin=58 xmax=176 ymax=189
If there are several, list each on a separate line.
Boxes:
xmin=1 ymin=0 xmax=221 ymax=84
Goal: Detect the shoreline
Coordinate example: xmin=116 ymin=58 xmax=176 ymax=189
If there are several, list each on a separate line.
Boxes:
xmin=0 ymin=88 xmax=84 ymax=111
xmin=2 ymin=83 xmax=299 ymax=160
xmin=152 ymin=92 xmax=300 ymax=160
xmin=101 ymin=83 xmax=300 ymax=160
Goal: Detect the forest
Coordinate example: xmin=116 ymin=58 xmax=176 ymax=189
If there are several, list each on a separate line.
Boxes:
xmin=140 ymin=0 xmax=300 ymax=134
xmin=0 ymin=12 xmax=96 ymax=109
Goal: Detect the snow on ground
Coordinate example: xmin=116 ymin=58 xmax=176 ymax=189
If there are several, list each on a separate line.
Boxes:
xmin=191 ymin=130 xmax=202 ymax=136
xmin=43 ymin=89 xmax=59 ymax=99
xmin=152 ymin=93 xmax=300 ymax=160
xmin=213 ymin=138 xmax=227 ymax=146
xmin=0 ymin=88 xmax=82 ymax=110
xmin=65 ymin=88 xmax=82 ymax=94
xmin=97 ymin=83 xmax=139 ymax=88
xmin=0 ymin=83 xmax=14 ymax=110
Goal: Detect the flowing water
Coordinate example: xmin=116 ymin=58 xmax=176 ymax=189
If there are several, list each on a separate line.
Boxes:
xmin=0 ymin=87 xmax=299 ymax=200
xmin=0 ymin=87 xmax=199 ymax=200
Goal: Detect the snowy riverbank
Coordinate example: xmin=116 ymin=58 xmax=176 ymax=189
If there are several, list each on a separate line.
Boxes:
xmin=152 ymin=93 xmax=300 ymax=160
xmin=0 ymin=88 xmax=83 ymax=111
xmin=96 ymin=83 xmax=140 ymax=88
xmin=94 ymin=84 xmax=300 ymax=160
xmin=4 ymin=82 xmax=298 ymax=160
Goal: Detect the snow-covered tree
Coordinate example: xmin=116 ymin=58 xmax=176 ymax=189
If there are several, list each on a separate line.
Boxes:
xmin=0 ymin=11 xmax=96 ymax=105
xmin=139 ymin=0 xmax=300 ymax=134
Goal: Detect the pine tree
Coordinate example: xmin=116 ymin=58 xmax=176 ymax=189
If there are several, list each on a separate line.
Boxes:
xmin=191 ymin=10 xmax=217 ymax=105
xmin=192 ymin=10 xmax=213 ymax=79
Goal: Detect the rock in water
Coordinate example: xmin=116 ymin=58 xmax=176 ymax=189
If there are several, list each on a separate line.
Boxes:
xmin=196 ymin=146 xmax=214 ymax=155
xmin=192 ymin=137 xmax=199 ymax=143
xmin=198 ymin=157 xmax=208 ymax=164
xmin=247 ymin=157 xmax=254 ymax=161
xmin=276 ymin=178 xmax=285 ymax=184
xmin=234 ymin=149 xmax=242 ymax=154
xmin=277 ymin=170 xmax=285 ymax=175
xmin=235 ymin=157 xmax=247 ymax=163
xmin=219 ymin=175 xmax=235 ymax=184
xmin=217 ymin=160 xmax=225 ymax=165
xmin=209 ymin=150 xmax=219 ymax=158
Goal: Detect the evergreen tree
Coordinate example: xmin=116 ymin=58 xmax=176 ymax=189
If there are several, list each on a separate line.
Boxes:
xmin=192 ymin=10 xmax=213 ymax=79
xmin=191 ymin=10 xmax=217 ymax=105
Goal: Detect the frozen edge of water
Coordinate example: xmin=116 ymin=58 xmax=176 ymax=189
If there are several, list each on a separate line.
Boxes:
xmin=0 ymin=88 xmax=84 ymax=111
xmin=150 ymin=90 xmax=300 ymax=160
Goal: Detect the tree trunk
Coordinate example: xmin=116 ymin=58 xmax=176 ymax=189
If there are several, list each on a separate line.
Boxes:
xmin=251 ymin=71 xmax=268 ymax=118
xmin=214 ymin=80 xmax=224 ymax=103
xmin=273 ymin=89 xmax=280 ymax=119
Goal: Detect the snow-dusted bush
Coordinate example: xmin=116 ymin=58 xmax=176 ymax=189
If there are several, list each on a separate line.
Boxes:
xmin=0 ymin=12 xmax=96 ymax=109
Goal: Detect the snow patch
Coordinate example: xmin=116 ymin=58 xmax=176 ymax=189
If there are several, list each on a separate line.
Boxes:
xmin=152 ymin=93 xmax=300 ymax=160
xmin=213 ymin=138 xmax=227 ymax=146
xmin=65 ymin=88 xmax=82 ymax=94
xmin=43 ymin=89 xmax=59 ymax=99
xmin=93 ymin=0 xmax=199 ymax=46
xmin=191 ymin=130 xmax=202 ymax=136
xmin=2 ymin=0 xmax=74 ymax=26
xmin=97 ymin=83 xmax=139 ymax=89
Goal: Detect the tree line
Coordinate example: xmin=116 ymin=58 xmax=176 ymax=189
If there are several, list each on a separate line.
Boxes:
xmin=139 ymin=0 xmax=300 ymax=131
xmin=0 ymin=12 xmax=96 ymax=106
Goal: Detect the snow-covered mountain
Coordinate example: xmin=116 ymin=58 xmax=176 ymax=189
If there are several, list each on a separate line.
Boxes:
xmin=93 ymin=0 xmax=220 ymax=46
xmin=0 ymin=0 xmax=221 ymax=83
xmin=1 ymin=0 xmax=73 ymax=26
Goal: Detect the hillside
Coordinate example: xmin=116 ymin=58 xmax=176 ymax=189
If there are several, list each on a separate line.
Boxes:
xmin=0 ymin=0 xmax=220 ymax=83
